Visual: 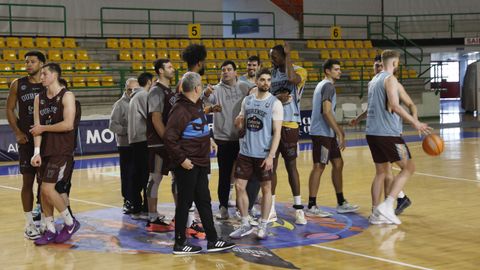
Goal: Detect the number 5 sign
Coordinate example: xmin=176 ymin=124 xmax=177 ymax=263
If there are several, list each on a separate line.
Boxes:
xmin=188 ymin=24 xmax=201 ymax=39
xmin=330 ymin=26 xmax=342 ymax=40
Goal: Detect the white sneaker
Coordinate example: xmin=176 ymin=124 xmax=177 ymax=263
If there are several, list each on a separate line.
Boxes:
xmin=216 ymin=206 xmax=229 ymax=220
xmin=337 ymin=201 xmax=360 ymax=213
xmin=257 ymin=223 xmax=268 ymax=240
xmin=24 ymin=223 xmax=41 ymax=240
xmin=229 ymin=224 xmax=253 ymax=239
xmin=369 ymin=212 xmax=394 ymax=225
xmin=295 ymin=209 xmax=307 ymax=225
xmin=305 ymin=206 xmax=333 ymax=217
xmin=375 ymin=202 xmax=401 ymax=225
xmin=250 ymin=205 xmax=261 ymax=218
xmin=248 ymin=215 xmax=259 ymax=226
xmin=39 ymin=222 xmax=46 ymax=234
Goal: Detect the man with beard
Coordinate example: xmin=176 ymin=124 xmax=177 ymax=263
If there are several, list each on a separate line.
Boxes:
xmin=239 ymin=55 xmax=260 ymax=89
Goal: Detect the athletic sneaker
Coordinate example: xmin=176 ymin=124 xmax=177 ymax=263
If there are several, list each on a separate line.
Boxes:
xmin=131 ymin=211 xmax=149 ymax=220
xmin=229 ymin=224 xmax=253 ymax=239
xmin=54 ymin=218 xmax=81 ymax=243
xmin=216 ymin=206 xmax=229 ymax=220
xmin=257 ymin=223 xmax=268 ymax=240
xmin=305 ymin=206 xmax=333 ymax=217
xmin=375 ymin=202 xmax=401 ymax=225
xmin=146 ymin=217 xmax=174 ymax=232
xmin=369 ymin=212 xmax=394 ymax=225
xmin=207 ymin=238 xmax=236 ymax=252
xmin=337 ymin=201 xmax=360 ymax=213
xmin=186 ymin=221 xmax=206 ymax=239
xmin=295 ymin=209 xmax=307 ymax=225
xmin=267 ymin=208 xmax=277 ymax=223
xmin=34 ymin=230 xmax=57 ymax=245
xmin=248 ymin=215 xmax=259 ymax=226
xmin=250 ymin=205 xmax=261 ymax=218
xmin=122 ymin=201 xmax=133 ymax=214
xmin=395 ymin=196 xmax=412 ymax=215
xmin=172 ymin=241 xmax=202 ymax=255
xmin=32 ymin=204 xmax=42 ymax=221
xmin=24 ymin=223 xmax=41 ymax=240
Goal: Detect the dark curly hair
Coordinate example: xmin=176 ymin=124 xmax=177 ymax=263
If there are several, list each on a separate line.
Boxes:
xmin=182 ymin=44 xmax=207 ymax=69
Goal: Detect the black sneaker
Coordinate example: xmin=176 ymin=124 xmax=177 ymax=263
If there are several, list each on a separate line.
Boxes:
xmin=395 ymin=196 xmax=412 ymax=215
xmin=122 ymin=201 xmax=133 ymax=214
xmin=207 ymin=238 xmax=235 ymax=253
xmin=172 ymin=241 xmax=202 ymax=255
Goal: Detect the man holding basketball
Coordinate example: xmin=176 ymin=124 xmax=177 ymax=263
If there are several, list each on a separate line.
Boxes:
xmin=365 ymin=50 xmax=431 ymax=225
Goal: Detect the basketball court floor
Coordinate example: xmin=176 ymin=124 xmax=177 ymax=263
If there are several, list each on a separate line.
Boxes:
xmin=0 ymin=100 xmax=478 ymax=269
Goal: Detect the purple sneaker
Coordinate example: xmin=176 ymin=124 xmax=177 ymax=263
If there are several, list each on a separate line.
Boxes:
xmin=55 ymin=219 xmax=81 ymax=243
xmin=34 ymin=230 xmax=57 ymax=245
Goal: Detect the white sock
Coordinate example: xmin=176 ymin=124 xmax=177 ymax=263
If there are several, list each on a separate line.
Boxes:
xmin=385 ymin=196 xmax=395 ymax=208
xmin=45 ymin=216 xmax=56 ymax=233
xmin=241 ymin=216 xmax=250 ymax=226
xmin=24 ymin=212 xmax=34 ymax=226
xmin=61 ymin=209 xmax=74 ymax=226
xmin=148 ymin=212 xmax=158 ymax=222
xmin=397 ymin=191 xmax=406 ymax=199
xmin=187 ymin=206 xmax=195 ymax=227
xmin=293 ymin=196 xmax=301 ymax=206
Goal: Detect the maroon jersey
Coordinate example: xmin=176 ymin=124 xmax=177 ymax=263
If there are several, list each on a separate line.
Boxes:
xmin=147 ymin=82 xmax=177 ymax=146
xmin=16 ymin=76 xmax=45 ymax=136
xmin=39 ymin=88 xmax=75 ymax=157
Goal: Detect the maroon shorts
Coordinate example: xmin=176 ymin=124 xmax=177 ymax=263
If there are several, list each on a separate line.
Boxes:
xmin=38 ymin=155 xmax=73 ymax=184
xmin=277 ymin=127 xmax=299 ymax=161
xmin=18 ymin=142 xmax=36 ymax=174
xmin=366 ymin=135 xmax=412 ymax=163
xmin=311 ymin=135 xmax=342 ymax=164
xmin=234 ymin=154 xmax=274 ymax=182
xmin=148 ymin=147 xmax=170 ymax=175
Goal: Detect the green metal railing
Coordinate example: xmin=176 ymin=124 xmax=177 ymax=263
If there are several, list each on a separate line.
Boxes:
xmin=100 ymin=7 xmax=276 ymax=38
xmin=0 ymin=3 xmax=67 ymax=36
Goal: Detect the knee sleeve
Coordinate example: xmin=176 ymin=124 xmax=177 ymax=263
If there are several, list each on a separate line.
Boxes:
xmin=146 ymin=173 xmax=162 ymax=198
xmin=55 ymin=180 xmax=71 ymax=194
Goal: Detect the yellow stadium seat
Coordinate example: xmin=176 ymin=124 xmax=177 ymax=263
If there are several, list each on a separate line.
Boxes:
xmin=326 ymin=40 xmax=336 ymax=49
xmin=144 ymin=39 xmax=155 ymax=49
xmin=255 ymin=40 xmax=266 ymax=48
xmin=64 ymin=38 xmax=76 ymax=48
xmin=258 ymin=51 xmax=269 ymax=61
xmin=354 ymin=40 xmax=364 ymax=48
xmin=106 ymin=38 xmax=118 ymax=49
xmin=341 ymin=50 xmax=350 ymax=59
xmin=14 ymin=63 xmax=26 ymax=73
xmin=290 ymin=51 xmax=300 ymax=60
xmin=48 ymin=50 xmax=62 ymax=61
xmin=87 ymin=77 xmax=101 ymax=87
xmin=76 ymin=50 xmax=89 ymax=60
xmin=213 ymin=39 xmax=223 ymax=48
xmin=169 ymin=50 xmax=181 ymax=61
xmin=145 ymin=50 xmax=156 ymax=61
xmin=88 ymin=63 xmax=101 ymax=73
xmin=369 ymin=49 xmax=377 ymax=59
xmin=320 ymin=50 xmax=330 ymax=59
xmin=234 ymin=40 xmax=245 ymax=48
xmin=205 ymin=62 xmax=218 ymax=70
xmin=6 ymin=37 xmax=20 ymax=48
xmin=237 ymin=50 xmax=248 ymax=60
xmin=336 ymin=40 xmax=345 ymax=49
xmin=50 ymin=38 xmax=63 ymax=48
xmin=157 ymin=50 xmax=168 ymax=58
xmin=224 ymin=39 xmax=235 ymax=48
xmin=263 ymin=62 xmax=272 ymax=68
xmin=172 ymin=62 xmax=183 ymax=70
xmin=307 ymin=40 xmax=316 ymax=49
xmin=330 ymin=50 xmax=340 ymax=59
xmin=355 ymin=60 xmax=364 ymax=67
xmin=202 ymin=77 xmax=207 ymax=84
xmin=344 ymin=60 xmax=355 ymax=68
xmin=202 ymin=39 xmax=213 ymax=48
xmin=131 ymin=39 xmax=143 ymax=49
xmin=156 ymin=39 xmax=167 ymax=48
xmin=0 ymin=63 xmax=12 ymax=74
xmin=303 ymin=61 xmax=313 ymax=68
xmin=36 ymin=37 xmax=49 ymax=48
xmin=308 ymin=72 xmax=319 ymax=82
xmin=144 ymin=62 xmax=154 ymax=71
xmin=21 ymin=37 xmax=34 ymax=48
xmin=364 ymin=40 xmax=373 ymax=48
xmin=179 ymin=39 xmax=190 ymax=48
xmin=72 ymin=77 xmax=86 ymax=87
xmin=206 ymin=51 xmax=215 ymax=60
xmin=63 ymin=50 xmax=76 ymax=61
xmin=364 ymin=60 xmax=374 ymax=67
xmin=119 ymin=50 xmax=131 ymax=61
xmin=60 ymin=63 xmax=73 ymax=74
xmin=408 ymin=69 xmax=417 ymax=78
xmin=132 ymin=50 xmax=144 ymax=61
xmin=102 ymin=76 xmax=114 ymax=86
xmin=0 ymin=77 xmax=8 ymax=89
xmin=345 ymin=40 xmax=355 ymax=49
xmin=207 ymin=74 xmax=218 ymax=84
xmin=168 ymin=39 xmax=180 ymax=49
xmin=0 ymin=37 xmax=5 ymax=48
xmin=75 ymin=63 xmax=88 ymax=73
xmin=245 ymin=40 xmax=255 ymax=48
xmin=350 ymin=50 xmax=360 ymax=59
xmin=119 ymin=39 xmax=131 ymax=49
xmin=226 ymin=51 xmax=237 ymax=60
xmin=360 ymin=49 xmax=369 ymax=59
xmin=275 ymin=40 xmax=285 ymax=46
xmin=316 ymin=40 xmax=327 ymax=49
xmin=18 ymin=50 xmax=29 ymax=60
xmin=131 ymin=62 xmax=144 ymax=71
xmin=350 ymin=71 xmax=360 ymax=80
xmin=266 ymin=40 xmax=276 ymax=48
xmin=237 ymin=62 xmax=246 ymax=69
xmin=215 ymin=50 xmax=226 ymax=60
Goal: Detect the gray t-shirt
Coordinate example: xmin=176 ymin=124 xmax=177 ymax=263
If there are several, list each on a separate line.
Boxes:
xmin=238 ymin=75 xmax=256 ymax=89
xmin=310 ymin=79 xmax=336 ymax=137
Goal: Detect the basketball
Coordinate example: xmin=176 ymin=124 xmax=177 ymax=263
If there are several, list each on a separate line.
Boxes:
xmin=422 ymin=134 xmax=444 ymax=156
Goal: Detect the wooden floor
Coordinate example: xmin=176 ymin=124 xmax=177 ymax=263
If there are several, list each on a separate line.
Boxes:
xmin=1 ymin=114 xmax=479 ymax=269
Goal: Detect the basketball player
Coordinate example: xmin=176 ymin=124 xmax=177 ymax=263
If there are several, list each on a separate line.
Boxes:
xmin=6 ymin=51 xmax=46 ymax=240
xmin=268 ymin=43 xmax=307 ymax=224
xmin=164 ymin=72 xmax=235 ymax=254
xmin=229 ymin=68 xmax=283 ymax=240
xmin=365 ymin=50 xmax=431 ymax=225
xmin=145 ymin=59 xmax=176 ymax=232
xmin=239 ymin=55 xmax=260 ymax=89
xmin=30 ymin=63 xmax=80 ymax=245
xmin=307 ymin=59 xmax=359 ymax=217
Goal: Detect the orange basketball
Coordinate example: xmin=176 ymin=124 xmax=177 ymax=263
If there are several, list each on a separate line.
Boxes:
xmin=422 ymin=134 xmax=444 ymax=156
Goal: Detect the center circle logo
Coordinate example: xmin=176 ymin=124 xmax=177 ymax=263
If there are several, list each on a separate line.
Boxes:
xmin=247 ymin=116 xmax=263 ymax=131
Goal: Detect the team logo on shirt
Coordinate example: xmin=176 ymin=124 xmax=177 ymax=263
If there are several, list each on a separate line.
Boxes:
xmin=20 ymin=84 xmax=27 ymax=91
xmin=247 ymin=116 xmax=263 ymax=131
